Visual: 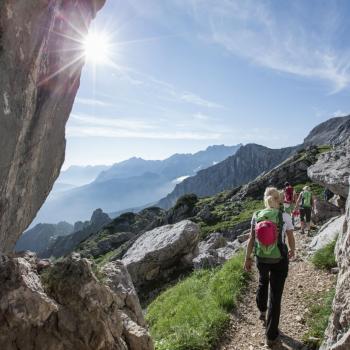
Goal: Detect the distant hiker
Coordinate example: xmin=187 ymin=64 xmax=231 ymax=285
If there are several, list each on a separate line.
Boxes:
xmin=323 ymin=188 xmax=334 ymax=201
xmin=283 ymin=182 xmax=295 ymax=215
xmin=296 ymin=186 xmax=315 ymax=235
xmin=244 ymin=187 xmax=295 ymax=348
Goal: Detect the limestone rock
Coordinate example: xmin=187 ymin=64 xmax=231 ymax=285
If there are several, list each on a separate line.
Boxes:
xmin=321 ymin=179 xmax=350 ymax=349
xmin=312 ymin=200 xmax=342 ymax=224
xmin=192 ymin=232 xmax=241 ymax=269
xmin=308 ymin=140 xmax=350 ymax=199
xmin=303 ymin=115 xmax=350 ymax=146
xmin=122 ymin=220 xmax=200 ymax=293
xmin=0 ymin=0 xmax=106 ymax=253
xmin=309 ymin=215 xmax=344 ymax=252
xmin=0 ymin=252 xmax=153 ymax=350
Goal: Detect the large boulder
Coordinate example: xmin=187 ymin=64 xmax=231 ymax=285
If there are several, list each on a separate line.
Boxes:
xmin=312 ymin=200 xmax=342 ymax=224
xmin=308 ymin=140 xmax=350 ymax=199
xmin=321 ymin=180 xmax=350 ymax=349
xmin=122 ymin=220 xmax=200 ymax=293
xmin=0 ymin=252 xmax=153 ymax=350
xmin=0 ymin=0 xmax=105 ymax=253
xmin=309 ymin=215 xmax=344 ymax=252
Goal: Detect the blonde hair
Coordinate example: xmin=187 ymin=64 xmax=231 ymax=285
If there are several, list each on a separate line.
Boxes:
xmin=264 ymin=187 xmax=281 ymax=209
xmin=303 ymin=186 xmax=310 ymax=191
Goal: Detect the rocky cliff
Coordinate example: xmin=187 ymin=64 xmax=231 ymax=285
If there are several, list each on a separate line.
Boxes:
xmin=0 ymin=0 xmax=105 ymax=253
xmin=308 ymin=139 xmax=350 ymax=199
xmin=0 ymin=252 xmax=153 ymax=350
xmin=320 ymin=142 xmax=350 ymax=349
xmin=158 ymin=144 xmax=297 ymax=209
xmin=304 ymin=115 xmax=350 ymax=146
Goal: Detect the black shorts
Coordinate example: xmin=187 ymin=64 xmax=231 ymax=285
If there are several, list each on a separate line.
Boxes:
xmin=300 ymin=207 xmax=311 ymax=223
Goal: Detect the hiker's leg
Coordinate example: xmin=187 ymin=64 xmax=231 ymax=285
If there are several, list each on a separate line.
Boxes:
xmin=300 ymin=208 xmax=306 ymax=232
xmin=256 ymin=262 xmax=269 ymax=313
xmin=306 ymin=208 xmax=312 ymax=233
xmin=266 ymin=259 xmax=288 ymax=341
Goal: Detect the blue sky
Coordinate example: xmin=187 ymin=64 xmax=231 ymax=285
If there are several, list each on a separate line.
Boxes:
xmin=64 ymin=0 xmax=350 ymax=168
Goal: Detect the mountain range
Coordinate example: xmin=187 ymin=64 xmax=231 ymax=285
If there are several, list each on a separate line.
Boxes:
xmin=33 ymin=144 xmax=241 ymax=224
xmin=158 ymin=115 xmax=350 ymax=209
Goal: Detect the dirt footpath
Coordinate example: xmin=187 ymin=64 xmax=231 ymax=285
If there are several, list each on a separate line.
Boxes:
xmin=218 ymin=232 xmax=336 ymax=350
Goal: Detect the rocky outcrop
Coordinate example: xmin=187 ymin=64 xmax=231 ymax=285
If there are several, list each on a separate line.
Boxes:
xmin=232 ymin=147 xmax=318 ymax=201
xmin=158 ymin=144 xmax=297 ymax=209
xmin=0 ymin=252 xmax=153 ymax=350
xmin=312 ymin=200 xmax=342 ymax=224
xmin=321 ymin=181 xmax=350 ymax=349
xmin=41 ymin=209 xmax=111 ymax=258
xmin=122 ymin=220 xmax=200 ymax=295
xmin=308 ymin=140 xmax=350 ymax=199
xmin=0 ymin=0 xmax=105 ymax=253
xmin=304 ymin=115 xmax=350 ymax=146
xmin=192 ymin=232 xmax=242 ymax=269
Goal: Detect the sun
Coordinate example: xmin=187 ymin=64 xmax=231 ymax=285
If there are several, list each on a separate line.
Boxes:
xmin=83 ymin=30 xmax=111 ymax=64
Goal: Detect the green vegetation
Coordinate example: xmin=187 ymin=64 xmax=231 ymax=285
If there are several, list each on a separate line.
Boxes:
xmin=174 ymin=193 xmax=199 ymax=211
xmin=312 ymin=239 xmax=337 ymax=270
xmin=303 ymin=288 xmax=335 ymax=348
xmin=146 ymin=252 xmax=248 ymax=350
xmin=317 ymin=145 xmax=332 ymax=154
xmin=197 ymin=198 xmax=263 ymax=237
xmin=294 ymin=182 xmax=324 ymax=198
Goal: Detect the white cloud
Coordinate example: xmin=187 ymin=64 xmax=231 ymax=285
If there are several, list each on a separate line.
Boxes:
xmin=68 ymin=113 xmax=222 ymax=140
xmin=75 ymin=97 xmax=112 ymax=107
xmin=331 ymin=110 xmax=350 ymax=118
xmin=175 ymin=0 xmax=350 ymax=93
xmin=181 ymin=92 xmax=223 ymax=108
xmin=108 ymin=65 xmax=224 ymax=108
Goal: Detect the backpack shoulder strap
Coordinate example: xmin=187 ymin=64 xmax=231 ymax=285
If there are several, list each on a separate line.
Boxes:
xmin=277 ymin=209 xmax=284 ymax=244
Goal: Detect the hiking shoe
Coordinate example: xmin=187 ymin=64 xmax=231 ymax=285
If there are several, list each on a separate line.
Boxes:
xmin=266 ymin=335 xmax=281 ymax=348
xmin=259 ymin=312 xmax=266 ymax=326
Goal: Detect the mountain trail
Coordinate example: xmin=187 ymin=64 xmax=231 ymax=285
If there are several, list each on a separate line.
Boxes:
xmin=218 ymin=231 xmax=336 ymax=350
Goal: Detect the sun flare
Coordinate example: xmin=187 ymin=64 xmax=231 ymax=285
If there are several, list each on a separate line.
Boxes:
xmin=83 ymin=31 xmax=111 ymax=64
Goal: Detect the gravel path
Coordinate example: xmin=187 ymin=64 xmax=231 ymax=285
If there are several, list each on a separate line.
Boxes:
xmin=218 ymin=232 xmax=336 ymax=350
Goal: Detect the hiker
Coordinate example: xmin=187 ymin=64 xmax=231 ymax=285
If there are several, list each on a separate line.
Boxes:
xmin=244 ymin=187 xmax=295 ymax=348
xmin=295 ymin=185 xmax=315 ymax=235
xmin=283 ymin=182 xmax=295 ymax=215
xmin=323 ymin=188 xmax=334 ymax=201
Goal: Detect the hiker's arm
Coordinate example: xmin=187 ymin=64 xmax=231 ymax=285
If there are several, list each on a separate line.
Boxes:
xmin=244 ymin=227 xmax=255 ymax=271
xmin=286 ymin=229 xmax=295 ymax=258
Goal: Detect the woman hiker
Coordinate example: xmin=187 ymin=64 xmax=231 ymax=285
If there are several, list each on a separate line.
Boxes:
xmin=244 ymin=187 xmax=295 ymax=348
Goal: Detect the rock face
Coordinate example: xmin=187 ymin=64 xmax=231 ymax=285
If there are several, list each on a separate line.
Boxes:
xmin=0 ymin=0 xmax=106 ymax=253
xmin=122 ymin=220 xmax=200 ymax=294
xmin=304 ymin=115 xmax=350 ymax=146
xmin=232 ymin=147 xmax=318 ymax=201
xmin=0 ymin=252 xmax=153 ymax=350
xmin=308 ymin=140 xmax=350 ymax=199
xmin=321 ymin=181 xmax=350 ymax=350
xmin=312 ymin=200 xmax=342 ymax=225
xmin=158 ymin=144 xmax=297 ymax=209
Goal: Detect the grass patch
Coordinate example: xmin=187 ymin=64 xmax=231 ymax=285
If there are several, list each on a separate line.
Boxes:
xmin=199 ymin=199 xmax=263 ymax=237
xmin=303 ymin=288 xmax=335 ymax=348
xmin=317 ymin=145 xmax=332 ymax=154
xmin=146 ymin=252 xmax=248 ymax=350
xmin=294 ymin=182 xmax=324 ymax=198
xmin=312 ymin=239 xmax=337 ymax=270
